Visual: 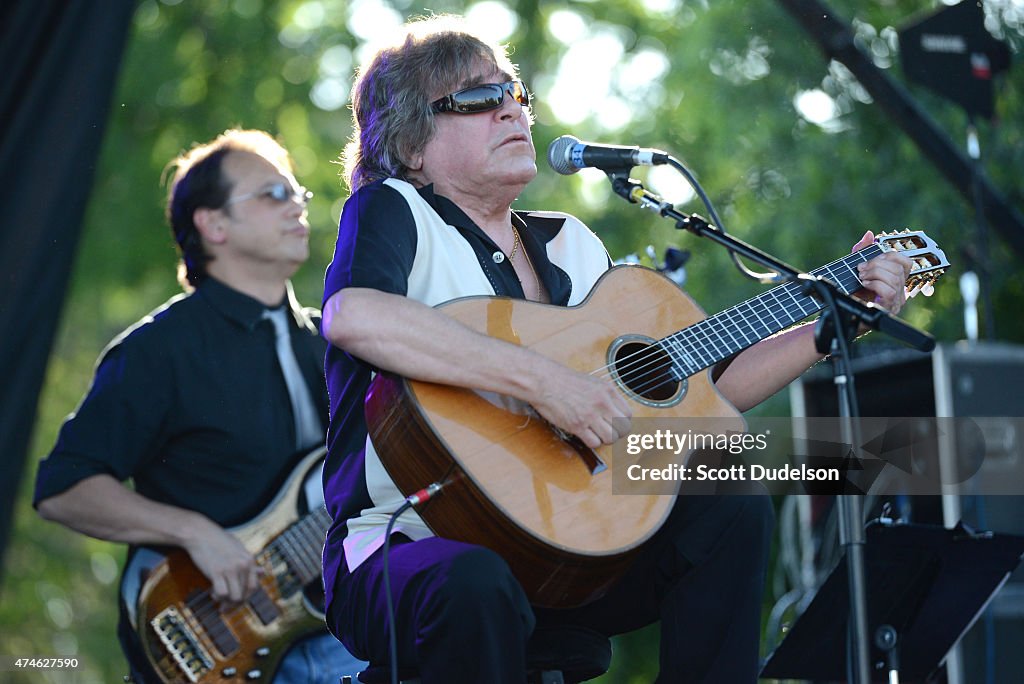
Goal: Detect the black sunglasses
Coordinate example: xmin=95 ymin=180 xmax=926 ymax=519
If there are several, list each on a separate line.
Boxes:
xmin=431 ymin=80 xmax=531 ymax=114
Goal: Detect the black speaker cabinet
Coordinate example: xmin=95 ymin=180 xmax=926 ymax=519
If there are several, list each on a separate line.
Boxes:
xmin=793 ymin=341 xmax=1022 ymax=417
xmin=790 ymin=341 xmax=1024 ymax=683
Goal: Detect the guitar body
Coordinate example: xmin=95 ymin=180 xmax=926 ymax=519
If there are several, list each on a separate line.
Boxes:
xmin=367 ymin=231 xmax=947 ymax=609
xmin=136 ymin=449 xmax=330 ymax=683
xmin=367 ymin=266 xmax=745 ymax=608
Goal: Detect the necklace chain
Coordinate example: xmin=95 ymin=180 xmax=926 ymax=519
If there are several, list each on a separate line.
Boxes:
xmin=509 ymin=224 xmax=539 ymax=300
xmin=508 ymin=225 xmax=521 ymax=262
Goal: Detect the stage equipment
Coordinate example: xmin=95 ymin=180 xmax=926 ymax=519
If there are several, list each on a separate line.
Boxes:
xmin=791 ymin=342 xmax=1024 ymax=683
xmin=760 ymin=519 xmax=1024 ymax=682
xmin=898 ymin=1 xmax=1010 ymax=120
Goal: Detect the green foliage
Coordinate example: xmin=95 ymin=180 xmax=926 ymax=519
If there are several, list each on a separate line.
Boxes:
xmin=3 ymin=0 xmax=1022 ymax=680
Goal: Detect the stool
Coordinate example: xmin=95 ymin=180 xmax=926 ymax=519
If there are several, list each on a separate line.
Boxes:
xmin=351 ymin=625 xmax=612 ymax=684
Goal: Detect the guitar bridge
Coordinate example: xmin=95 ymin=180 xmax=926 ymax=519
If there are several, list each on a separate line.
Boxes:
xmin=551 ymin=425 xmax=607 ymax=475
xmin=151 ymin=607 xmax=213 ymax=683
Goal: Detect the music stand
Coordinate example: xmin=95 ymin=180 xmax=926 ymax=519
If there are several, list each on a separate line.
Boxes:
xmin=760 ymin=520 xmax=1024 ymax=682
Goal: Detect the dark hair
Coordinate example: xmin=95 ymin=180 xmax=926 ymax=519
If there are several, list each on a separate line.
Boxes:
xmin=342 ymin=15 xmax=519 ymax=191
xmin=164 ymin=129 xmax=292 ymax=290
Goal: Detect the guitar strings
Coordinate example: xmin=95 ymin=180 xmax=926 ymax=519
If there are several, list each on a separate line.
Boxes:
xmin=584 ymin=252 xmax=862 ymax=385
xmin=583 ymin=248 xmax=877 ymax=399
xmin=585 ymin=249 xmax=880 ymax=401
xmin=179 ymin=553 xmax=298 ymax=658
xmin=270 ymin=508 xmax=332 ymax=583
xmin=616 ymin=244 xmax=917 ymax=400
xmin=177 ymin=507 xmax=334 ymax=656
xmin=185 ymin=588 xmax=248 ymax=653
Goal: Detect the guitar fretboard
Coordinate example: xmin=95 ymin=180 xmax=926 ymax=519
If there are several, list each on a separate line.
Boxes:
xmin=660 ymin=244 xmax=881 ymax=377
xmin=261 ymin=506 xmax=332 ymax=589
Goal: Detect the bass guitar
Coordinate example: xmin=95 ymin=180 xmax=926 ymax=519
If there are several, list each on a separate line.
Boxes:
xmin=366 ymin=230 xmax=948 ymax=608
xmin=129 ymin=448 xmax=330 ymax=683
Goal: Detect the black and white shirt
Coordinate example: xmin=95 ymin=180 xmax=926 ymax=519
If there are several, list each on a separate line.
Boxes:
xmin=321 ymin=178 xmax=611 ymax=606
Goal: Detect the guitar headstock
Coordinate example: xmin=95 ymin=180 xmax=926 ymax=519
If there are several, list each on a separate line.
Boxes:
xmin=876 ymin=230 xmax=950 ymax=295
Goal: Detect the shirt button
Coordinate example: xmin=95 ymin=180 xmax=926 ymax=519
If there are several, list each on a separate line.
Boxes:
xmin=492 ymin=251 xmax=505 ymax=263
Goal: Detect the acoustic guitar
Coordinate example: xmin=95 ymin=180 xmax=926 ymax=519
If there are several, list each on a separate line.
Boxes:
xmin=131 ymin=448 xmax=330 ymax=683
xmin=366 ymin=231 xmax=948 ymax=608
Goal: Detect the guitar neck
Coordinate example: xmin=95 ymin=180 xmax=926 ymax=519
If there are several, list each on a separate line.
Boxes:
xmin=661 ymin=244 xmax=881 ymax=376
xmin=260 ymin=506 xmax=332 ymax=586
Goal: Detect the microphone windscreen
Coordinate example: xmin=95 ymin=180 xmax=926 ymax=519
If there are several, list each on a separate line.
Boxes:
xmin=547 ymin=135 xmax=580 ymax=175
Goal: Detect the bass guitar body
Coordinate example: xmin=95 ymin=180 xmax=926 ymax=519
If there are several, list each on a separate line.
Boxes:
xmin=134 ymin=449 xmax=331 ymax=683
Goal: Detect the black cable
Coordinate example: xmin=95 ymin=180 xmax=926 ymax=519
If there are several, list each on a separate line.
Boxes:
xmin=382 ymin=500 xmax=413 ymax=684
xmin=380 ymin=482 xmax=443 ymax=684
xmin=664 ymin=156 xmax=783 ymax=283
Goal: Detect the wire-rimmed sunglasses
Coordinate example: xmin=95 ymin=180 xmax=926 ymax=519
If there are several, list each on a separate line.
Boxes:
xmin=224 ymin=182 xmax=313 ymax=208
xmin=430 ymin=80 xmax=531 ymax=114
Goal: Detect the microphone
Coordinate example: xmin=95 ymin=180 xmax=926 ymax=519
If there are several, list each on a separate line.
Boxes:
xmin=547 ymin=135 xmax=669 ymax=175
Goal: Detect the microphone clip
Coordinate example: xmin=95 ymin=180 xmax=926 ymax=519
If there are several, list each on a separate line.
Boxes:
xmin=608 ymin=174 xmax=674 ymax=217
xmin=606 ymin=170 xmax=639 ymax=202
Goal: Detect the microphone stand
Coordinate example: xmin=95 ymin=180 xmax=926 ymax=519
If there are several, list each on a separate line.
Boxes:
xmin=606 ymin=172 xmax=935 ymax=684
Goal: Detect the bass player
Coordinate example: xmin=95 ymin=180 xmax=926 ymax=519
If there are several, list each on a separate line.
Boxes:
xmin=34 ymin=129 xmax=363 ymax=683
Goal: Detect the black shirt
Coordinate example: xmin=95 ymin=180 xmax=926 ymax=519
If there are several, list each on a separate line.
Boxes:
xmin=34 ymin=277 xmax=329 ymax=527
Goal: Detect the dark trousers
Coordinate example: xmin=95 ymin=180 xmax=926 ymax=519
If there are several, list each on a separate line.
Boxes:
xmin=328 ymin=493 xmax=774 ymax=684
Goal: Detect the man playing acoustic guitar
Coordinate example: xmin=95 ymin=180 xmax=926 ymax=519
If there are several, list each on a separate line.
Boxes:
xmin=34 ymin=129 xmax=363 ymax=683
xmin=321 ymin=17 xmax=914 ymax=684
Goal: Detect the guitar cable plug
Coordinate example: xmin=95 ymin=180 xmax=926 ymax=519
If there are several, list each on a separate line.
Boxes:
xmin=405 ymin=481 xmax=444 ymax=507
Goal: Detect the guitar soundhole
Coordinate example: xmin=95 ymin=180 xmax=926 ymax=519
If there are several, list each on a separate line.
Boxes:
xmin=610 ymin=339 xmax=685 ymax=407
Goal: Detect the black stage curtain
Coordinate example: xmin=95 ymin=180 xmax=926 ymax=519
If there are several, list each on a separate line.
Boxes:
xmin=0 ymin=0 xmax=136 ymax=576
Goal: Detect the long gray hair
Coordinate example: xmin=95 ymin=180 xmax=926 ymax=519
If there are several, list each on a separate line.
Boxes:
xmin=342 ymin=16 xmax=519 ymax=191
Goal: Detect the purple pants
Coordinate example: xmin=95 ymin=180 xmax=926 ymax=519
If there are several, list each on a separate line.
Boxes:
xmin=328 ymin=493 xmax=774 ymax=684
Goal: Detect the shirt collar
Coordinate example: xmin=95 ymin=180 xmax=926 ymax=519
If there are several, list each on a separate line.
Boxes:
xmin=415 ymin=184 xmax=482 ymax=236
xmin=415 ymin=183 xmax=540 ymax=247
xmin=198 ymin=277 xmax=314 ymax=332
